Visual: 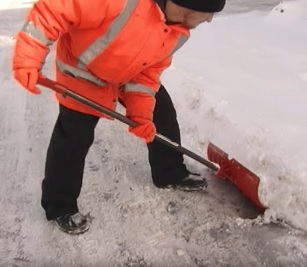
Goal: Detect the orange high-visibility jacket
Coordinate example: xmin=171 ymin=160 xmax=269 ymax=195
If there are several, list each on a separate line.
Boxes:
xmin=12 ymin=0 xmax=190 ymax=118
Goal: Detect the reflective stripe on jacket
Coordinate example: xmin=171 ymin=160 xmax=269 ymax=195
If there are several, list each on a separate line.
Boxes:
xmin=13 ymin=0 xmax=190 ymax=118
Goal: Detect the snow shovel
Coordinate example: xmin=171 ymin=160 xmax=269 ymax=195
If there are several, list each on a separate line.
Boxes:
xmin=37 ymin=77 xmax=266 ymax=210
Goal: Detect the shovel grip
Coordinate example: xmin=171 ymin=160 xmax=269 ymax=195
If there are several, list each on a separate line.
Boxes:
xmin=37 ymin=77 xmax=219 ymax=171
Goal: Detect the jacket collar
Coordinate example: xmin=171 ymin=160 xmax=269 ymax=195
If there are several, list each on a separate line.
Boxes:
xmin=153 ymin=0 xmax=189 ymax=35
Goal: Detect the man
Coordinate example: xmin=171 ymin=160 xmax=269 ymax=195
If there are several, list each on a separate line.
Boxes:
xmin=12 ymin=0 xmax=225 ymax=235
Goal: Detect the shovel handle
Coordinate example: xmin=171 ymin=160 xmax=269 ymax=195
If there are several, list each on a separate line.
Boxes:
xmin=37 ymin=76 xmax=219 ymax=172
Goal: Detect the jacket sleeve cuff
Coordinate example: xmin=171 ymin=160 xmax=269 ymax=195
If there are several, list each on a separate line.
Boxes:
xmin=12 ymin=32 xmax=49 ymax=70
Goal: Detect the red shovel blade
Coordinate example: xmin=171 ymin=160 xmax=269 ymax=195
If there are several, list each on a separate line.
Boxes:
xmin=207 ymin=142 xmax=266 ymax=210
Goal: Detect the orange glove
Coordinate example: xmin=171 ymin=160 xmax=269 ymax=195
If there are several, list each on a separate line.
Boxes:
xmin=13 ymin=68 xmax=41 ymax=94
xmin=128 ymin=116 xmax=156 ymax=143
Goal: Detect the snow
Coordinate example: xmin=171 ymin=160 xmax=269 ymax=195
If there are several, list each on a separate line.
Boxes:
xmin=1 ymin=0 xmax=307 ymax=266
xmin=165 ymin=0 xmax=307 ymax=232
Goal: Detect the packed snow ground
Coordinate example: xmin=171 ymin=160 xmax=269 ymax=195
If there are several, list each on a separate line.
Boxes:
xmin=1 ymin=0 xmax=307 ymax=266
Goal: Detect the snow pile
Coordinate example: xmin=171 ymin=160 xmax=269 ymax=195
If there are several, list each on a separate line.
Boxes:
xmin=163 ymin=0 xmax=307 ymax=231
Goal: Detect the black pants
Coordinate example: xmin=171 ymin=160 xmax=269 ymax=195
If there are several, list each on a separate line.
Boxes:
xmin=41 ymin=85 xmax=188 ymax=220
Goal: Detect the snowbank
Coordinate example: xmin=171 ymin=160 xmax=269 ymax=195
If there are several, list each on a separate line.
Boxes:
xmin=163 ymin=0 xmax=307 ymax=231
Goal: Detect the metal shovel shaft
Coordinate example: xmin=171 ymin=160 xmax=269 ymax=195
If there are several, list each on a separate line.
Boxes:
xmin=37 ymin=77 xmax=219 ymax=172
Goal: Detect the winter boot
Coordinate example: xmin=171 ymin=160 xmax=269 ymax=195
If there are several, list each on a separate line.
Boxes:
xmin=54 ymin=212 xmax=90 ymax=235
xmin=167 ymin=172 xmax=208 ymax=192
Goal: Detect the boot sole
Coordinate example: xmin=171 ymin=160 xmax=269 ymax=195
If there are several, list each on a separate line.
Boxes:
xmin=54 ymin=221 xmax=90 ymax=235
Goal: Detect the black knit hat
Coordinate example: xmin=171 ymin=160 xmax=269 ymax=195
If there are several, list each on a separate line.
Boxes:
xmin=171 ymin=0 xmax=226 ymax=13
